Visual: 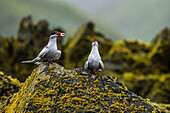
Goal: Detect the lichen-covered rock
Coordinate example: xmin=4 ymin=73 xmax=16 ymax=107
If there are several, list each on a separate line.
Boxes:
xmin=0 ymin=71 xmax=21 ymax=103
xmin=1 ymin=16 xmax=170 ymax=106
xmin=2 ymin=63 xmax=159 ymax=113
xmin=149 ymin=28 xmax=170 ymax=73
xmin=122 ymin=72 xmax=170 ymax=104
xmin=151 ymin=27 xmax=170 ymax=45
xmin=149 ymin=28 xmax=170 ymax=74
xmin=151 ymin=102 xmax=170 ymax=113
xmin=104 ymin=40 xmax=151 ymax=74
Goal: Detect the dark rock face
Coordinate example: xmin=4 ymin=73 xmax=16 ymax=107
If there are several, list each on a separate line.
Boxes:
xmin=2 ymin=63 xmax=159 ymax=112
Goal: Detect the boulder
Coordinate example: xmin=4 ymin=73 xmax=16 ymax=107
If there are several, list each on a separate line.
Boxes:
xmin=123 ymin=72 xmax=170 ymax=104
xmin=2 ymin=63 xmax=159 ymax=112
xmin=0 ymin=71 xmax=21 ymax=103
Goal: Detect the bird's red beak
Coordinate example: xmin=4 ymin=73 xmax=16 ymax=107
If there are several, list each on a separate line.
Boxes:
xmin=94 ymin=37 xmax=97 ymax=42
xmin=56 ymin=32 xmax=65 ymax=37
xmin=56 ymin=32 xmax=61 ymax=35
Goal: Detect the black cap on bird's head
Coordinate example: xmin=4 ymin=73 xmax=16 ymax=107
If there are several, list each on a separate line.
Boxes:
xmin=50 ymin=31 xmax=65 ymax=37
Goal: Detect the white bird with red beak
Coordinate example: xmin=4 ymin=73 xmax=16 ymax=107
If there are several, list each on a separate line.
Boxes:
xmin=21 ymin=31 xmax=65 ymax=64
xmin=84 ymin=37 xmax=104 ymax=74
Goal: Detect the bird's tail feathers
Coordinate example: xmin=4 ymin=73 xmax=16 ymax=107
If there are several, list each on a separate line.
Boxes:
xmin=21 ymin=57 xmax=41 ymax=64
xmin=21 ymin=60 xmax=34 ymax=63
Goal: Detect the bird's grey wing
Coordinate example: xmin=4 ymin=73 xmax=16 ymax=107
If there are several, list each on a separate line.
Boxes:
xmin=99 ymin=60 xmax=104 ymax=70
xmin=57 ymin=50 xmax=61 ymax=59
xmin=37 ymin=46 xmax=49 ymax=58
xmin=84 ymin=61 xmax=88 ymax=69
xmin=88 ymin=54 xmax=93 ymax=63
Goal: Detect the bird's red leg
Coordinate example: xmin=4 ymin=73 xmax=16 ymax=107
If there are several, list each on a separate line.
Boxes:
xmin=43 ymin=58 xmax=49 ymax=62
xmin=94 ymin=71 xmax=98 ymax=74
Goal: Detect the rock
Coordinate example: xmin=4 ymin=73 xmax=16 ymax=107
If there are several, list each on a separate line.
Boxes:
xmin=104 ymin=40 xmax=151 ymax=74
xmin=0 ymin=16 xmax=170 ymax=106
xmin=122 ymin=72 xmax=170 ymax=104
xmin=149 ymin=28 xmax=170 ymax=74
xmin=1 ymin=63 xmax=160 ymax=112
xmin=152 ymin=27 xmax=170 ymax=44
xmin=151 ymin=102 xmax=170 ymax=113
xmin=17 ymin=15 xmax=33 ymax=43
xmin=0 ymin=71 xmax=21 ymax=103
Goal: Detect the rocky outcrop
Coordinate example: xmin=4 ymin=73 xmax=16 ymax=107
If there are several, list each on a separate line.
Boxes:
xmin=151 ymin=102 xmax=170 ymax=113
xmin=122 ymin=72 xmax=170 ymax=104
xmin=0 ymin=71 xmax=21 ymax=103
xmin=104 ymin=40 xmax=151 ymax=74
xmin=2 ymin=63 xmax=159 ymax=113
xmin=0 ymin=16 xmax=170 ymax=104
xmin=149 ymin=27 xmax=170 ymax=73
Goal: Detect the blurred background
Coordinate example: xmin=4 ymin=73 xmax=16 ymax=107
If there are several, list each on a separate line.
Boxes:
xmin=1 ymin=0 xmax=170 ymax=41
xmin=0 ymin=0 xmax=170 ymax=111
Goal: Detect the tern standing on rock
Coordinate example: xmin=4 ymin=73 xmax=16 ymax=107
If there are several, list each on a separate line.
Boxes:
xmin=84 ymin=37 xmax=104 ymax=74
xmin=21 ymin=31 xmax=65 ymax=65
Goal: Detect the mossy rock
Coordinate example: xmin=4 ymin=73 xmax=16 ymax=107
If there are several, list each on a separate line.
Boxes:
xmin=123 ymin=72 xmax=170 ymax=104
xmin=149 ymin=27 xmax=170 ymax=73
xmin=104 ymin=40 xmax=151 ymax=74
xmin=151 ymin=102 xmax=170 ymax=113
xmin=151 ymin=27 xmax=170 ymax=45
xmin=2 ymin=63 xmax=160 ymax=112
xmin=0 ymin=71 xmax=21 ymax=103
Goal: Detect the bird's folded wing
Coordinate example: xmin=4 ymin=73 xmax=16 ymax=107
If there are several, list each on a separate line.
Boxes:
xmin=84 ymin=61 xmax=88 ymax=69
xmin=99 ymin=60 xmax=104 ymax=70
xmin=37 ymin=47 xmax=49 ymax=57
